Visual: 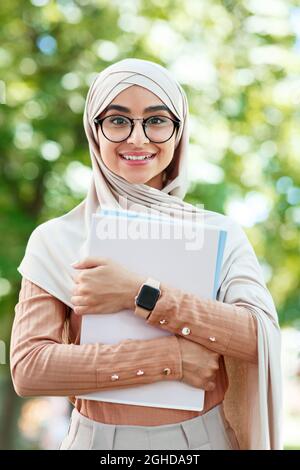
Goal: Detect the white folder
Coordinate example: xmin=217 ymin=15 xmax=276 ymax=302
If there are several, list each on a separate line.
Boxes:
xmin=76 ymin=209 xmax=227 ymax=411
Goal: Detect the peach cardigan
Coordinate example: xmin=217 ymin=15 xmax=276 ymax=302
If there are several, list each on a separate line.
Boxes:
xmin=10 ymin=276 xmax=257 ymax=426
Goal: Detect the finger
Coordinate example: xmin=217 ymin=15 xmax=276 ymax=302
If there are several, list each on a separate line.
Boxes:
xmin=73 ymin=305 xmax=88 ymax=315
xmin=71 ymin=257 xmax=109 ymax=269
xmin=83 ymin=305 xmax=103 ymax=314
xmin=73 ymin=305 xmax=101 ymax=315
xmin=71 ymin=274 xmax=80 ymax=283
xmin=71 ymin=296 xmax=87 ymax=306
xmin=70 ymin=284 xmax=82 ymax=295
xmin=206 ymin=381 xmax=216 ymax=391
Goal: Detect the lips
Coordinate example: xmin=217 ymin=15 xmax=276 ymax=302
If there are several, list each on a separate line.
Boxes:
xmin=118 ymin=153 xmax=156 ymax=165
xmin=119 ymin=152 xmax=155 ymax=157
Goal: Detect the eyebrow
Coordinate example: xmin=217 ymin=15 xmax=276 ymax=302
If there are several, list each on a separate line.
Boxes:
xmin=104 ymin=104 xmax=171 ymax=114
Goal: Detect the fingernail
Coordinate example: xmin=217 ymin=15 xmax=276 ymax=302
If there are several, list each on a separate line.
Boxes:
xmin=71 ymin=260 xmax=79 ymax=266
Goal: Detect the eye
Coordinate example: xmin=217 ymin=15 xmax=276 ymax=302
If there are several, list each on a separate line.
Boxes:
xmin=108 ymin=116 xmax=129 ymax=126
xmin=146 ymin=116 xmax=169 ymax=126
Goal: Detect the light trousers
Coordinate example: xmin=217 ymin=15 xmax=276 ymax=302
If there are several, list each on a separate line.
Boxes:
xmin=59 ymin=403 xmax=240 ymax=450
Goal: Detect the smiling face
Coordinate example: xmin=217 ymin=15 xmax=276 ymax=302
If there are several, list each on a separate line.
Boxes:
xmin=95 ymin=85 xmax=178 ymax=190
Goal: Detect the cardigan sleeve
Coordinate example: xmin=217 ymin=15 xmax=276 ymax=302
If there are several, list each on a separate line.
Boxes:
xmin=134 ymin=220 xmax=269 ymax=365
xmin=138 ymin=286 xmax=258 ymax=364
xmin=10 ymin=277 xmax=182 ymax=397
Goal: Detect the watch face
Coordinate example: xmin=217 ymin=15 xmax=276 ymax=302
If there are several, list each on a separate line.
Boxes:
xmin=136 ymin=285 xmax=160 ymax=310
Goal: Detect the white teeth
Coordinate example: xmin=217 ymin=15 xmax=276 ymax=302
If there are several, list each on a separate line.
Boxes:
xmin=120 ymin=154 xmax=154 ymax=160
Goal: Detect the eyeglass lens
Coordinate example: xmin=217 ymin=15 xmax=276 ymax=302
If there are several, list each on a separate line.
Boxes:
xmin=102 ymin=115 xmax=176 ymax=142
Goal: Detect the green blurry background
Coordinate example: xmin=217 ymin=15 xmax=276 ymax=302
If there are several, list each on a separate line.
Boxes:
xmin=0 ymin=0 xmax=299 ymax=450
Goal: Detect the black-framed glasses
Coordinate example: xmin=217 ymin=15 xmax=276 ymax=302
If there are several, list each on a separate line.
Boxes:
xmin=93 ymin=114 xmax=181 ymax=143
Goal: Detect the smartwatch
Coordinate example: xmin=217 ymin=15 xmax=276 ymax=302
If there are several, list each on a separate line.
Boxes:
xmin=134 ymin=277 xmax=161 ymax=320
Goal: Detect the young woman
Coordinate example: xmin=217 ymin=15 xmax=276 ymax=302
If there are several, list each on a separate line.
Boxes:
xmin=10 ymin=58 xmax=282 ymax=450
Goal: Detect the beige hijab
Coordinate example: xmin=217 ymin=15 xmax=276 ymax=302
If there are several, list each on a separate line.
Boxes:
xmin=17 ymin=58 xmax=282 ymax=449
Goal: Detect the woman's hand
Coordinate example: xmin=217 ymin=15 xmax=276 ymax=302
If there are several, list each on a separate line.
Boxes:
xmin=70 ymin=257 xmax=145 ymax=315
xmin=177 ymin=336 xmax=220 ymax=391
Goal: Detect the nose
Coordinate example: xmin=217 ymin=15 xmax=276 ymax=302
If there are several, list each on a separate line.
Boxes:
xmin=127 ymin=120 xmax=150 ymax=145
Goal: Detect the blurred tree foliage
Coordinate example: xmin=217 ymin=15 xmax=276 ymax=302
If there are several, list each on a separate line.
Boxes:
xmin=0 ymin=0 xmax=300 ymax=449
